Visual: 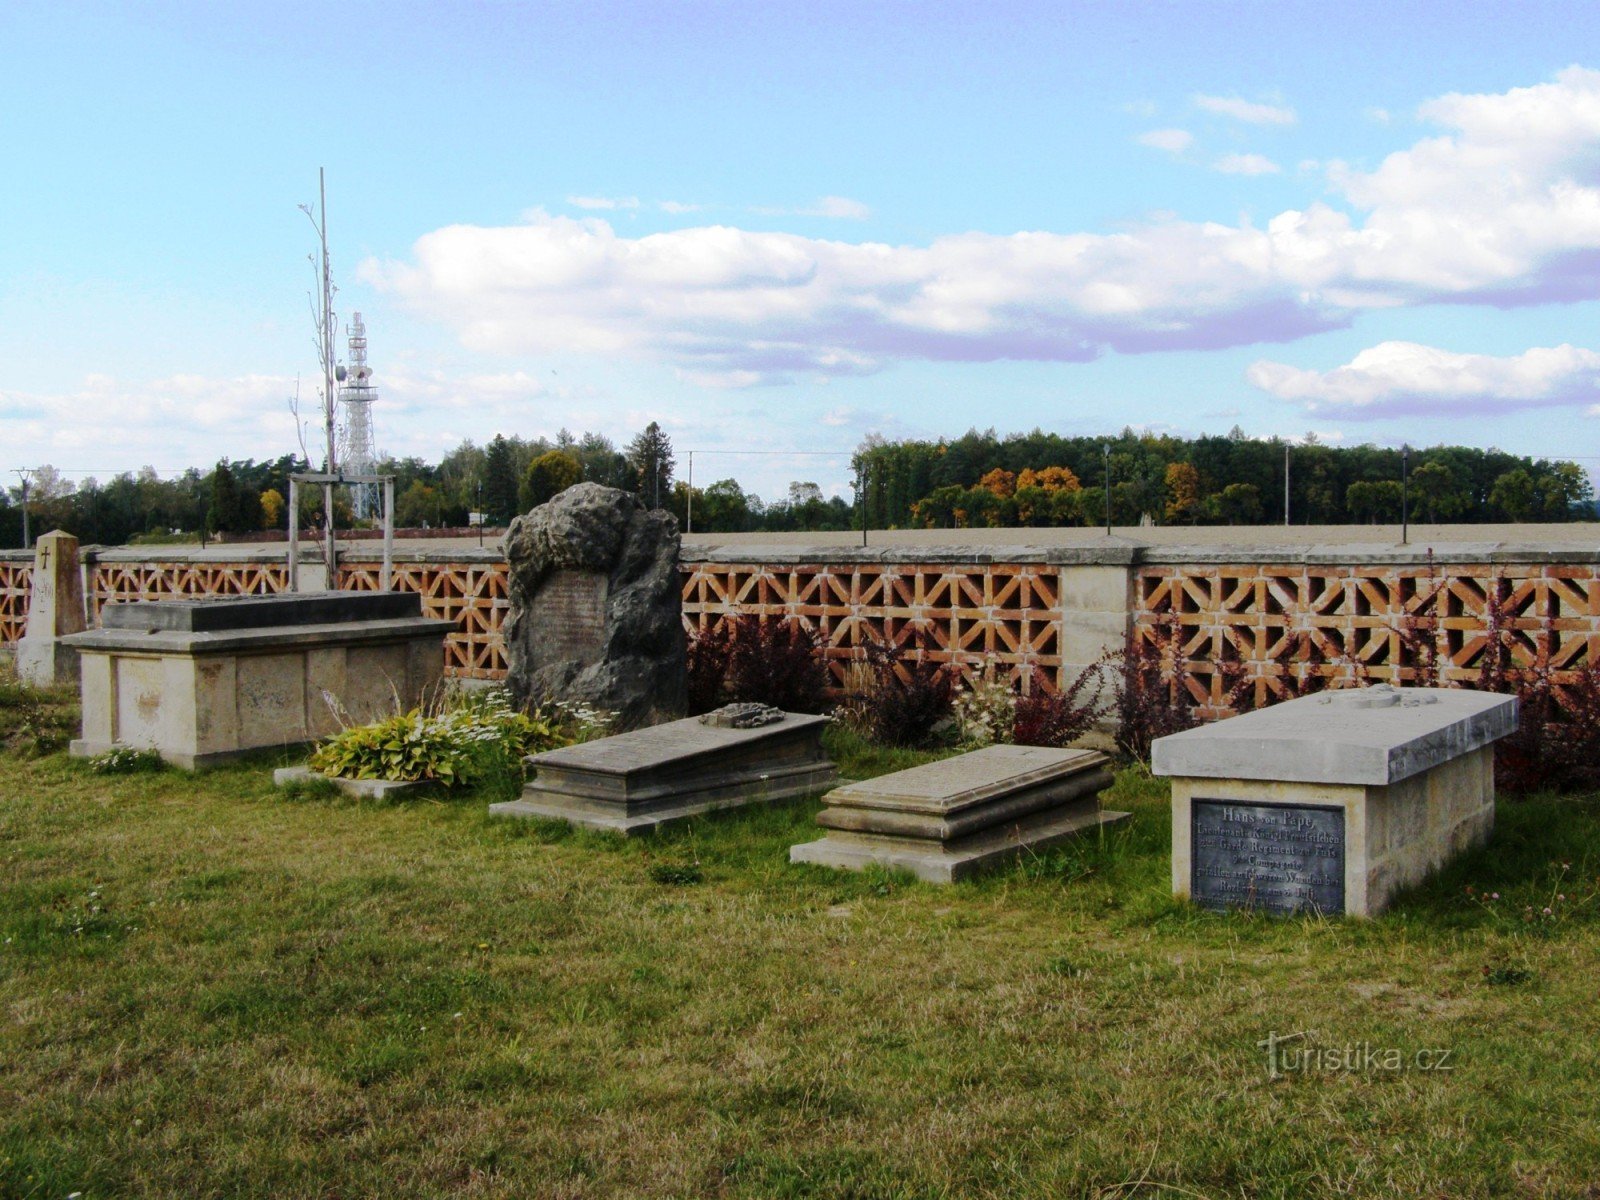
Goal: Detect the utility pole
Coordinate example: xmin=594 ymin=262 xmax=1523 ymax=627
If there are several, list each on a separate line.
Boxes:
xmin=1284 ymin=444 xmax=1291 ymax=526
xmin=1103 ymin=443 xmax=1112 ymax=536
xmin=12 ymin=470 xmax=33 ymax=550
xmin=1401 ymin=443 xmax=1411 ymax=545
xmin=300 ymin=169 xmax=339 ymax=583
xmin=686 ymin=450 xmax=693 ymax=533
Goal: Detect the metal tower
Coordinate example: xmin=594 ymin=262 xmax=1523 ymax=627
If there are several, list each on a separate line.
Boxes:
xmin=337 ymin=312 xmax=379 ymax=519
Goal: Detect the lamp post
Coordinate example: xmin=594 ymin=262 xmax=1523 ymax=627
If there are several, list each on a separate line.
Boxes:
xmin=1401 ymin=444 xmax=1411 ymax=545
xmin=1103 ymin=443 xmax=1112 ymax=537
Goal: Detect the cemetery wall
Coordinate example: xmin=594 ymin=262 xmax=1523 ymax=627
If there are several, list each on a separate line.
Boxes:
xmin=6 ymin=542 xmax=1599 ymax=716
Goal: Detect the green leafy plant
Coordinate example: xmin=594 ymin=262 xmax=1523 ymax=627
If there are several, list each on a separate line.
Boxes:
xmin=308 ymin=688 xmax=610 ymax=788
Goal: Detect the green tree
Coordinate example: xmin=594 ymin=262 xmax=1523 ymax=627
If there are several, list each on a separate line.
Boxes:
xmin=481 ymin=435 xmax=520 ymax=525
xmin=1488 ymin=469 xmax=1538 ymax=521
xmin=395 ymin=480 xmax=443 ymax=528
xmin=626 ymin=422 xmax=675 ymax=508
xmin=1217 ymin=482 xmax=1263 ymax=525
xmin=521 ymin=450 xmax=582 ymax=511
xmin=207 ymin=460 xmax=241 ymax=534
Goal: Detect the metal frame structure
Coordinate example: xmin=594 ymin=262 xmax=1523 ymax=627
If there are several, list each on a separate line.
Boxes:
xmin=286 ymin=472 xmax=394 ymax=592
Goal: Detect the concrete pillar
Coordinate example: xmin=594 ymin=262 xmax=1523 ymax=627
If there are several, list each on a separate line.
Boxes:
xmin=17 ymin=529 xmax=89 ymax=686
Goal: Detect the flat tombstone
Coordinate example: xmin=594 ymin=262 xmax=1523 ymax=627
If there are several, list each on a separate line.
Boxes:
xmin=490 ymin=705 xmax=836 ymax=835
xmin=17 ymin=529 xmax=87 ymax=686
xmin=791 ymin=744 xmax=1128 ymax=884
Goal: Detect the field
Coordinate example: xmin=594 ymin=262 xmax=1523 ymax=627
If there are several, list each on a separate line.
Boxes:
xmin=3 ymin=681 xmax=1600 ymax=1198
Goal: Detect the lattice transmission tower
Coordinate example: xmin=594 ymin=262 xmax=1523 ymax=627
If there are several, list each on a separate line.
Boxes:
xmin=337 ymin=311 xmax=380 ymax=519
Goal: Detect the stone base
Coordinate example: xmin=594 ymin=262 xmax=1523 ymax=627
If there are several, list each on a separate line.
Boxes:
xmin=273 ymin=764 xmax=440 ymax=800
xmin=70 ymin=737 xmax=305 ymax=771
xmin=491 ymin=760 xmax=836 ymax=835
xmin=16 ymin=638 xmax=79 ymax=687
xmin=791 ymin=803 xmax=1130 ymax=883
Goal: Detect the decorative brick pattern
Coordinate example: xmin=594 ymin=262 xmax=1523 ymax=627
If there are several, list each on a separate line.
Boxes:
xmin=1134 ymin=563 xmax=1600 ymax=719
xmin=682 ymin=561 xmax=1064 ymax=693
xmin=0 ymin=560 xmax=29 ymax=645
xmin=89 ymin=560 xmax=289 ymax=622
xmin=336 ymin=561 xmax=509 ymax=680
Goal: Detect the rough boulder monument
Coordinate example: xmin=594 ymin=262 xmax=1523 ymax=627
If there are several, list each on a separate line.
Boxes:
xmin=503 ymin=482 xmax=686 ymax=728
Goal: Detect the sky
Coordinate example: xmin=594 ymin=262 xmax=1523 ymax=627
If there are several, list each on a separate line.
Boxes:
xmin=5 ymin=1 xmax=1600 ymax=503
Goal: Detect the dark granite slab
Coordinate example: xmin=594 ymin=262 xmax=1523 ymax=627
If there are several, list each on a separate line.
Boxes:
xmin=99 ymin=591 xmax=422 ymax=632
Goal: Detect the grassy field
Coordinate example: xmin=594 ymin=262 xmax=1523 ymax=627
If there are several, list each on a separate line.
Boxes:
xmin=3 ymin=683 xmax=1600 ymax=1199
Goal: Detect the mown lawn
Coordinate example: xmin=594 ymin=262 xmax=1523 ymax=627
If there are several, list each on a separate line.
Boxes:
xmin=3 ymin=685 xmax=1600 ymax=1198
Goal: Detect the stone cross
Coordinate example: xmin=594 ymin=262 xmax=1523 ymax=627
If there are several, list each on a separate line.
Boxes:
xmin=16 ymin=529 xmax=87 ymax=685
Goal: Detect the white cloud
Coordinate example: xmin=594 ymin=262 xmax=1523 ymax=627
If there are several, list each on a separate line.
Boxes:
xmin=567 ymin=195 xmax=641 ymax=211
xmin=659 ymin=200 xmax=703 ymax=214
xmin=1194 ymin=94 xmax=1297 ymax=125
xmin=1137 ymin=128 xmax=1194 ymax=153
xmin=1213 ymin=153 xmax=1281 ymax=176
xmin=1366 ymin=107 xmax=1392 ymax=124
xmin=752 ymin=196 xmax=872 ymax=220
xmin=365 ymin=69 xmax=1600 ymax=385
xmin=1248 ymin=341 xmax=1600 ymax=417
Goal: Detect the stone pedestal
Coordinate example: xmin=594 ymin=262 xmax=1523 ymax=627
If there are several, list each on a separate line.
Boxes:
xmin=1154 ymin=685 xmax=1518 ymax=917
xmin=791 ymin=744 xmax=1127 ymax=884
xmin=16 ymin=530 xmax=88 ymax=686
xmin=491 ymin=709 xmax=835 ymax=835
xmin=63 ymin=592 xmax=454 ymax=769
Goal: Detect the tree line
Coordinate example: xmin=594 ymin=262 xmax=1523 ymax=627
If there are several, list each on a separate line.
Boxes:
xmin=7 ymin=421 xmax=1589 ymax=550
xmin=0 ymin=422 xmax=856 ymax=548
xmin=851 ymin=426 xmax=1594 ymax=529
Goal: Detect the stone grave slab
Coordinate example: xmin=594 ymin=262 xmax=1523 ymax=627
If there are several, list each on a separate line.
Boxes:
xmin=790 ymin=744 xmax=1127 ymax=884
xmin=490 ymin=707 xmax=836 ymax=835
xmin=1154 ymin=684 xmax=1518 ymax=917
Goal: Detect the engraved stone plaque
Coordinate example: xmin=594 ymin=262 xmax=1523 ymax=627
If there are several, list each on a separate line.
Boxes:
xmin=1191 ymin=800 xmax=1345 ymax=915
xmin=530 ymin=570 xmax=609 ymax=668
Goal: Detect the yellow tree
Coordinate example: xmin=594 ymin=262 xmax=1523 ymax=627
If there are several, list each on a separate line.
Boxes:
xmin=977 ymin=467 xmax=1017 ymax=498
xmin=1164 ymin=462 xmax=1201 ymax=524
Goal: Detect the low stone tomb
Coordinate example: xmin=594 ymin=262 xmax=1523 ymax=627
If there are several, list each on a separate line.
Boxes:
xmin=790 ymin=744 xmax=1126 ymax=884
xmin=63 ymin=592 xmax=454 ymax=769
xmin=1153 ymin=684 xmax=1518 ymax=917
xmin=490 ymin=703 xmax=836 ymax=835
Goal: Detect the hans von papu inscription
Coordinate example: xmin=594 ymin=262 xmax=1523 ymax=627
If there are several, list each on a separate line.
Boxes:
xmin=1191 ymin=800 xmax=1345 ymax=915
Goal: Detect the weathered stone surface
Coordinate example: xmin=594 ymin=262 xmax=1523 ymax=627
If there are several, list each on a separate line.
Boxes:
xmin=101 ymin=591 xmax=419 ymax=632
xmin=503 ymin=483 xmax=685 ymax=729
xmin=64 ymin=607 xmax=453 ymax=770
xmin=490 ymin=711 xmax=835 ymax=835
xmin=699 ymin=702 xmax=785 ymax=729
xmin=1155 ymin=686 xmax=1514 ymax=916
xmin=17 ymin=530 xmax=87 ymax=686
xmin=791 ymin=744 xmax=1128 ymax=884
xmin=1150 ymin=684 xmax=1517 ymax=786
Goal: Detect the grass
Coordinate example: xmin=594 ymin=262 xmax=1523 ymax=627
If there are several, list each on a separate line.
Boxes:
xmin=3 ymin=684 xmax=1600 ymax=1198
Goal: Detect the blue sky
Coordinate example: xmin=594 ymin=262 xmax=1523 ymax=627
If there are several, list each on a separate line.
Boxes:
xmin=5 ymin=1 xmax=1600 ymax=502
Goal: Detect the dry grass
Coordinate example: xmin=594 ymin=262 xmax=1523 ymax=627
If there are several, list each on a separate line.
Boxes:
xmin=2 ymin=685 xmax=1600 ymax=1198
